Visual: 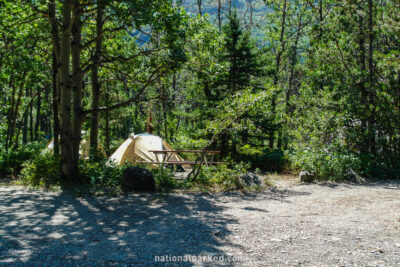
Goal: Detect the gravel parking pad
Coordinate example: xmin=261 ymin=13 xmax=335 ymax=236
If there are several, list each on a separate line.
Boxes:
xmin=1 ymin=181 xmax=399 ymax=266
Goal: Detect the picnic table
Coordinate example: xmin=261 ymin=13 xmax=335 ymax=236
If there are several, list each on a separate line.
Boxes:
xmin=148 ymin=150 xmax=222 ymax=167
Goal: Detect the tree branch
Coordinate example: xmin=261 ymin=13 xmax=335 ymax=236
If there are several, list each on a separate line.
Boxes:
xmin=81 ymin=65 xmax=166 ymax=115
xmin=334 ymin=39 xmax=359 ymax=82
xmin=29 ymin=2 xmax=63 ymax=28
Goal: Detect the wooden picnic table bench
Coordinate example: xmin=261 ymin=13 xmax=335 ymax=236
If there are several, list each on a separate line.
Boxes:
xmin=148 ymin=150 xmax=222 ymax=166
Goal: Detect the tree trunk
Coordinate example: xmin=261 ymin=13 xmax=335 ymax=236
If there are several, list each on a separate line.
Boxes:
xmin=58 ymin=0 xmax=75 ymax=179
xmin=358 ymin=9 xmax=368 ymax=154
xmin=197 ymin=0 xmax=202 ymax=16
xmin=281 ymin=6 xmax=303 ymax=149
xmin=217 ymin=0 xmax=222 ymax=30
xmin=23 ymin=85 xmax=29 ymax=144
xmin=286 ymin=12 xmax=302 ymax=116
xmin=247 ymin=0 xmax=254 ymax=30
xmin=162 ymin=84 xmax=168 ymax=141
xmin=22 ymin=104 xmax=28 ymax=144
xmin=12 ymin=78 xmax=26 ymax=147
xmin=269 ymin=0 xmax=287 ymax=150
xmin=104 ymin=110 xmax=110 ymax=156
xmin=71 ymin=0 xmax=84 ymax=174
xmin=90 ymin=3 xmax=104 ymax=160
xmin=170 ymin=73 xmax=177 ymax=139
xmin=13 ymin=93 xmax=41 ymax=150
xmin=318 ymin=0 xmax=323 ymax=39
xmin=52 ymin=52 xmax=60 ymax=155
xmin=29 ymin=87 xmax=34 ymax=141
xmin=367 ymin=0 xmax=376 ymax=154
xmin=5 ymin=73 xmax=16 ymax=151
xmin=34 ymin=86 xmax=42 ymax=139
xmin=277 ymin=130 xmax=283 ymax=150
xmin=42 ymin=82 xmax=51 ymax=137
xmin=49 ymin=1 xmax=61 ymax=155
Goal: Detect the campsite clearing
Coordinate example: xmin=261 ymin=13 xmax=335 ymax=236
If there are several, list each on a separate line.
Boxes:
xmin=1 ymin=179 xmax=399 ymax=266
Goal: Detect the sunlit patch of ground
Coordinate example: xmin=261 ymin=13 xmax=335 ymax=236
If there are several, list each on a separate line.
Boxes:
xmin=266 ymin=172 xmax=299 ymax=187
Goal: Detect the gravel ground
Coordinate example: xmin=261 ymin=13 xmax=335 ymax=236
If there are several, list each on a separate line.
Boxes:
xmin=1 ymin=179 xmax=400 ymax=266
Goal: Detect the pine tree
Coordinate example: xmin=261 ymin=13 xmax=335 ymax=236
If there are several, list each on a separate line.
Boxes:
xmin=222 ymin=10 xmax=259 ymax=94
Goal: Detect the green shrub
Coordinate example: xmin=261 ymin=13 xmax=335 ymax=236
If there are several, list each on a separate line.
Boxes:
xmin=236 ymin=145 xmax=284 ymax=172
xmin=199 ymin=162 xmax=250 ymax=190
xmin=287 ymin=145 xmax=365 ymax=181
xmin=359 ymin=152 xmax=400 ymax=180
xmin=152 ymin=167 xmax=177 ymax=191
xmin=288 ymin=145 xmax=400 ymax=181
xmin=78 ymin=160 xmax=123 ymax=188
xmin=20 ymin=153 xmax=61 ymax=187
xmin=0 ymin=142 xmax=44 ymax=176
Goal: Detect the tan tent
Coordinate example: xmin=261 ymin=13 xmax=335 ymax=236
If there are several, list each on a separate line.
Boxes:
xmin=109 ymin=133 xmax=184 ymax=166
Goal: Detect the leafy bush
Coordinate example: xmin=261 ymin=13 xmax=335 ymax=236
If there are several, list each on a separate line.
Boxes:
xmin=0 ymin=142 xmax=44 ymax=177
xmin=287 ymin=145 xmax=365 ymax=181
xmin=288 ymin=145 xmax=400 ymax=181
xmin=237 ymin=145 xmax=284 ymax=172
xmin=78 ymin=160 xmax=123 ymax=188
xmin=359 ymin=152 xmax=400 ymax=180
xmin=152 ymin=167 xmax=177 ymax=191
xmin=285 ymin=99 xmax=369 ymax=181
xmin=199 ymin=162 xmax=250 ymax=190
xmin=20 ymin=153 xmax=61 ymax=187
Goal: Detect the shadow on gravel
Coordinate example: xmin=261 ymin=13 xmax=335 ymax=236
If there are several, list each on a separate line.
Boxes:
xmin=365 ymin=180 xmax=400 ymax=190
xmin=0 ymin=189 xmax=244 ymax=266
xmin=207 ymin=188 xmax=311 ymax=204
xmin=317 ymin=180 xmax=400 ymax=191
xmin=317 ymin=183 xmax=340 ymax=188
xmin=0 ymin=187 xmax=308 ymax=265
xmin=371 ymin=180 xmax=400 ymax=190
xmin=243 ymin=207 xmax=269 ymax=213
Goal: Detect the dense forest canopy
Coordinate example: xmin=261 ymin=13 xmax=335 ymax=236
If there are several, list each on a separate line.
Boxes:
xmin=0 ymin=0 xmax=399 ymax=183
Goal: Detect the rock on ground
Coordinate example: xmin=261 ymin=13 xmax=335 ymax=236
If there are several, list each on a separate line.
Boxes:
xmin=238 ymin=172 xmax=263 ymax=187
xmin=299 ymin=171 xmax=315 ymax=183
xmin=122 ymin=166 xmax=155 ymax=192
